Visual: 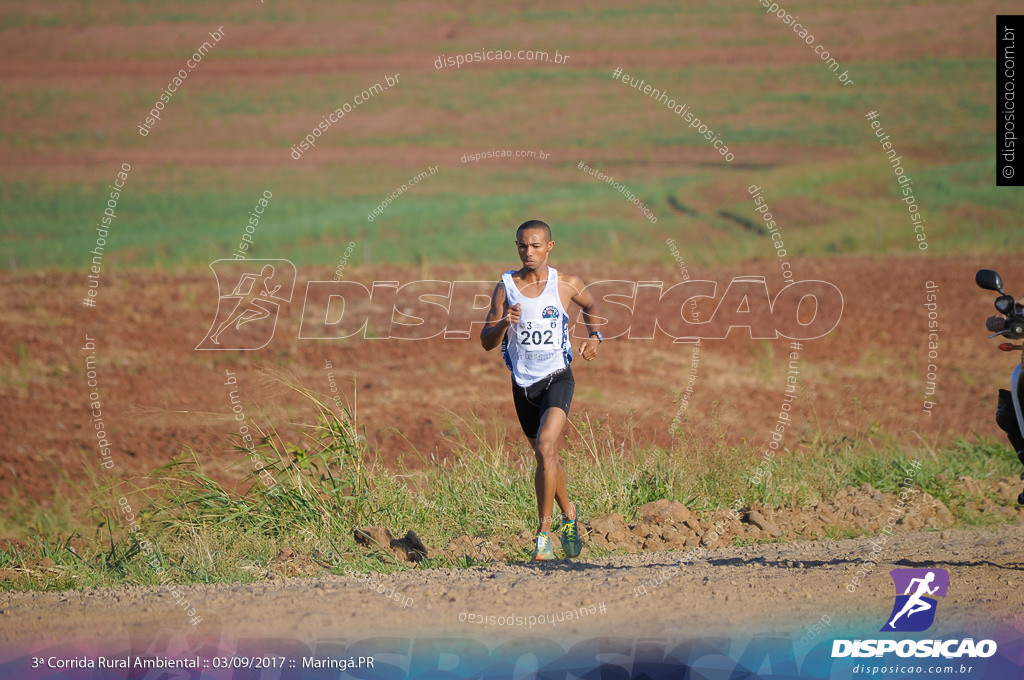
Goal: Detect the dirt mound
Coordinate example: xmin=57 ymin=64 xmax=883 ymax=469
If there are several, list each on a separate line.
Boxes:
xmin=431 ymin=475 xmax=1021 ymax=564
xmin=583 ymin=481 xmax=966 ymax=554
xmin=354 ymin=527 xmax=429 ymax=564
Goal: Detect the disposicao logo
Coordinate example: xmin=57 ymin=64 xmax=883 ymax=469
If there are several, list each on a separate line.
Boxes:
xmin=831 ymin=568 xmax=997 ymax=659
xmin=881 ymin=568 xmax=947 ymax=632
xmin=196 ymin=260 xmax=296 ymax=351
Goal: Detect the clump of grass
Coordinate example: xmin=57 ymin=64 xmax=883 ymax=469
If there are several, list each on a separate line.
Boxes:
xmin=1 ymin=377 xmax=1021 ymax=592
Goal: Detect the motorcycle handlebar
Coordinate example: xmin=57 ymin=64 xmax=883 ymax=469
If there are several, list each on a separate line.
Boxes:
xmin=992 ymin=313 xmax=1024 ymax=341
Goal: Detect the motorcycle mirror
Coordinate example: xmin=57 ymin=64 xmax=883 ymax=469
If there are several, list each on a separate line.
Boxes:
xmin=996 ymin=295 xmax=1015 ymax=315
xmin=976 ymin=269 xmax=1005 ymax=293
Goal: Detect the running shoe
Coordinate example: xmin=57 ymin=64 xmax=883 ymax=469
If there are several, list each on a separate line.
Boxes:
xmin=559 ymin=503 xmax=583 ymax=558
xmin=532 ymin=531 xmax=555 ymax=561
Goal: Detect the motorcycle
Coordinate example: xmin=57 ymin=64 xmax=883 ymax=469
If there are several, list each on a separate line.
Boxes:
xmin=976 ymin=269 xmax=1024 ymax=504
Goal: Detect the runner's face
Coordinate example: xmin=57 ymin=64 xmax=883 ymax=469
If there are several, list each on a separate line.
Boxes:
xmin=516 ymin=229 xmax=552 ymax=270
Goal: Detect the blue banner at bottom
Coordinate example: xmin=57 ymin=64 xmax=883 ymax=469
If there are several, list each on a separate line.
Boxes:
xmin=2 ymin=628 xmax=1022 ymax=680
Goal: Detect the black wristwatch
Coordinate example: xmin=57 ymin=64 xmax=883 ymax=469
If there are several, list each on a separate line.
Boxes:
xmin=589 ymin=331 xmax=604 ymax=344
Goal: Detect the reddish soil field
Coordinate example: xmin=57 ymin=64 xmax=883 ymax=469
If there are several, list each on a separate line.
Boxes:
xmin=1 ymin=253 xmax=1016 ymax=503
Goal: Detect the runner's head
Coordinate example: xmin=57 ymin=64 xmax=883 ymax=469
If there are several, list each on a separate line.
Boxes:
xmin=516 ymin=220 xmax=553 ymax=271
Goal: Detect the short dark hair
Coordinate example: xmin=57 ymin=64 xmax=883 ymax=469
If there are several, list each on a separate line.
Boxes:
xmin=516 ymin=219 xmax=551 ymax=241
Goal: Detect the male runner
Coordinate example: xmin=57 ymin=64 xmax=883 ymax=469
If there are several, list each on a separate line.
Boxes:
xmin=480 ymin=220 xmax=603 ymax=561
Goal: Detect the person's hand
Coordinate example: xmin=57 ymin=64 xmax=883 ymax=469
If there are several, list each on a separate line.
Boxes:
xmin=986 ymin=315 xmax=1007 ymax=333
xmin=506 ymin=303 xmax=521 ymax=326
xmin=578 ymin=336 xmax=599 ymax=361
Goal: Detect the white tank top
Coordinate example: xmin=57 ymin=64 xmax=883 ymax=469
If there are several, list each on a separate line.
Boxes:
xmin=501 ymin=266 xmax=572 ymax=387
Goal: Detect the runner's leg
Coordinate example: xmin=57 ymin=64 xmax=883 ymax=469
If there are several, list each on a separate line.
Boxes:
xmin=212 ymin=300 xmax=245 ymax=342
xmin=533 ymin=407 xmax=572 ymax=534
xmin=234 ymin=299 xmax=272 ymax=330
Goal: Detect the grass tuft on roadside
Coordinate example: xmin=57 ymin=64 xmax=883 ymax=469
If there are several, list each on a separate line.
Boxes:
xmin=1 ymin=380 xmax=1020 ymax=592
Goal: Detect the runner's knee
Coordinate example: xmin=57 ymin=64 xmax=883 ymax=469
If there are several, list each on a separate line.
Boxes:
xmin=535 ymin=438 xmax=560 ymax=462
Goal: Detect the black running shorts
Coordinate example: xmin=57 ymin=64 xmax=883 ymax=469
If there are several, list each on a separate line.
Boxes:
xmin=511 ymin=367 xmax=575 ymax=439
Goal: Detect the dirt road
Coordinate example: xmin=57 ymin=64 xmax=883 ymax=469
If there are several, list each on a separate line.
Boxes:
xmin=2 ymin=524 xmax=1020 ymax=650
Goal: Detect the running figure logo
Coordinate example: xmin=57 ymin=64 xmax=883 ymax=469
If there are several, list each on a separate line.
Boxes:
xmin=196 ymin=260 xmax=296 ymax=350
xmin=881 ymin=568 xmax=949 ymax=632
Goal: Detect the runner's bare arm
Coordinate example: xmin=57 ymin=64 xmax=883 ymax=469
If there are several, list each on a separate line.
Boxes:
xmin=566 ymin=274 xmax=602 ymax=361
xmin=480 ymin=282 xmax=520 ymax=351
